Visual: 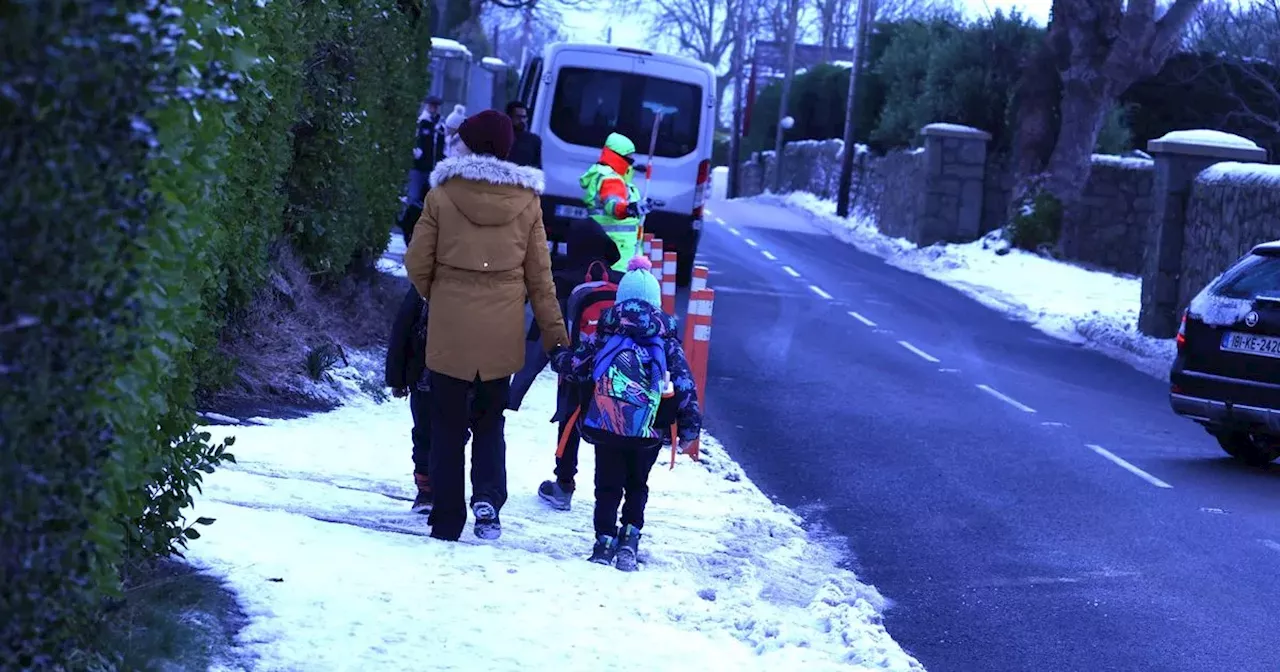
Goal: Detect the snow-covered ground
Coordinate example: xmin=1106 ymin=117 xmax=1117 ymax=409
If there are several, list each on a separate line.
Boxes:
xmin=757 ymin=192 xmax=1177 ymax=380
xmin=187 ymin=243 xmax=921 ymax=671
xmin=188 ymin=372 xmax=922 ymax=671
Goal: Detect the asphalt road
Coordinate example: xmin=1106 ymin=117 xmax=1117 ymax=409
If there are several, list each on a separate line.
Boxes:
xmin=692 ymin=198 xmax=1280 ymax=672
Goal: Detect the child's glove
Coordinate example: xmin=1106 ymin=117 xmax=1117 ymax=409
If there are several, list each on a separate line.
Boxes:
xmin=549 ymin=346 xmax=571 ymax=375
xmin=391 ymin=387 xmax=409 ymax=399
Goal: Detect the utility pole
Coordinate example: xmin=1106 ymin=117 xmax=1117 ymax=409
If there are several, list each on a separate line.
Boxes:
xmin=835 ymin=0 xmax=872 ymax=218
xmin=771 ymin=0 xmax=801 ymax=194
xmin=728 ymin=0 xmax=749 ymax=199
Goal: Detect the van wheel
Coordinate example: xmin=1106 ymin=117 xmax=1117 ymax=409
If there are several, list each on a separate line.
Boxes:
xmin=1216 ymin=431 xmax=1280 ymax=466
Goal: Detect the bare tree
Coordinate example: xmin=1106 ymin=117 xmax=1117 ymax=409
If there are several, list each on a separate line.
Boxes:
xmin=1180 ymin=0 xmax=1280 ymax=135
xmin=613 ymin=0 xmax=760 ymax=116
xmin=1010 ymin=0 xmax=1203 ymax=218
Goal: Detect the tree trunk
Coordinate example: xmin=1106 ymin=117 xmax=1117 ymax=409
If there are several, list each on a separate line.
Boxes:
xmin=1043 ymin=78 xmax=1113 ymax=205
xmin=1009 ymin=36 xmax=1061 ymax=184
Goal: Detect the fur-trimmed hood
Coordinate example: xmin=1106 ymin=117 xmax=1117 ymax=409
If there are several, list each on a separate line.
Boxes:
xmin=429 ymin=154 xmax=545 ymax=227
xmin=429 ymin=153 xmax=545 ymax=193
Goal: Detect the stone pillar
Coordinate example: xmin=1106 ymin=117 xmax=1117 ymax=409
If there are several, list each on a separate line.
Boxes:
xmin=1138 ymin=131 xmax=1267 ymax=337
xmin=915 ymin=123 xmax=991 ymax=245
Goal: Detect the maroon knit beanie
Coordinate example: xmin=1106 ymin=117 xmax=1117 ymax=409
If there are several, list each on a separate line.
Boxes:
xmin=457 ymin=110 xmax=515 ymax=160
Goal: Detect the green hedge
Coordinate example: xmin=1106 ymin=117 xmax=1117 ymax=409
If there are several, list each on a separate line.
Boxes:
xmin=0 ymin=0 xmax=428 ymax=667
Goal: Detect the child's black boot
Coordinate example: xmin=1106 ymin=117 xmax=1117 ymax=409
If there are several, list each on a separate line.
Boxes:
xmin=588 ymin=534 xmax=618 ymax=566
xmin=615 ymin=525 xmax=641 ymax=572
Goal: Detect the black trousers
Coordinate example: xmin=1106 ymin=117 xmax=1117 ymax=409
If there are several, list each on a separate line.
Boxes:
xmin=427 ymin=371 xmax=510 ymax=540
xmin=593 ymin=443 xmax=661 ymax=538
xmin=409 ymin=388 xmax=432 ymax=475
xmin=554 ymin=415 xmax=581 ymax=486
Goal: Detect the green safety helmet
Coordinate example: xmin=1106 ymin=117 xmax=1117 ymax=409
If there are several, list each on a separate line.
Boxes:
xmin=605 ymin=132 xmax=636 ymax=158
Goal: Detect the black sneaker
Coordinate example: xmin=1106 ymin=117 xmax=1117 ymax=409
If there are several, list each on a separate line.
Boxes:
xmin=411 ymin=473 xmax=433 ymax=515
xmin=472 ymin=501 xmax=501 ymax=540
xmin=537 ymin=480 xmax=574 ymax=511
xmin=588 ymin=535 xmax=618 ymax=566
xmin=615 ymin=525 xmax=641 ymax=572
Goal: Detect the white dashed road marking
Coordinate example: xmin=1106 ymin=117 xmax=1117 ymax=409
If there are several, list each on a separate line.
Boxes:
xmin=976 ymin=384 xmax=1037 ymax=413
xmin=848 ymin=311 xmax=876 ymax=327
xmin=1086 ymin=444 xmax=1172 ymax=489
xmin=1259 ymin=539 xmax=1280 ymax=554
xmin=782 ymin=265 xmax=801 ymax=278
xmin=715 ymin=217 xmax=726 ymax=225
xmin=897 ymin=340 xmax=940 ymax=363
xmin=744 ymin=238 xmax=758 ymax=247
xmin=762 ymin=250 xmax=777 ymax=261
xmin=728 ymin=227 xmax=741 ymax=236
xmin=809 ymin=285 xmax=833 ymax=300
xmin=938 ymin=367 xmax=961 ymax=373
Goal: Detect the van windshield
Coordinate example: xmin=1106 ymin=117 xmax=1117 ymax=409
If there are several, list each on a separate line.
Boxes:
xmin=1213 ymin=253 xmax=1280 ymax=300
xmin=549 ymin=67 xmax=702 ymax=159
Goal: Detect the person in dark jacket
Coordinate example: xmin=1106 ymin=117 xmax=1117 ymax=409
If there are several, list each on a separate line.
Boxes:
xmin=507 ymin=217 xmax=623 ymax=511
xmin=410 ymin=95 xmax=447 ymax=200
xmin=385 ymin=284 xmax=432 ymax=513
xmin=397 ymin=96 xmax=447 ymax=239
xmin=505 ymin=101 xmax=542 ymax=169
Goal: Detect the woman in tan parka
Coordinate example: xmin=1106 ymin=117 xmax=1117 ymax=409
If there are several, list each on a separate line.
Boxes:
xmin=405 ymin=109 xmax=569 ymax=542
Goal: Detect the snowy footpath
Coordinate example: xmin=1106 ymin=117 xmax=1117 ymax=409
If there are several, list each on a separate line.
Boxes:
xmin=755 ymin=192 xmax=1177 ymax=380
xmin=188 ymin=369 xmax=923 ymax=671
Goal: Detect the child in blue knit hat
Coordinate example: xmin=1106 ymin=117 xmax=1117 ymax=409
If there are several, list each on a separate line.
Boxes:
xmin=551 ymin=256 xmax=702 ymax=571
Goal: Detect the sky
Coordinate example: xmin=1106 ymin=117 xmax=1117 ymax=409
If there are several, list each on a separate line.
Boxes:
xmin=558 ymin=0 xmax=1054 ymax=51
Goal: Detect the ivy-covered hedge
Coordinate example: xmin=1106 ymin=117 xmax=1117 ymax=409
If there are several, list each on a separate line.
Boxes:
xmin=0 ymin=0 xmax=428 ymax=667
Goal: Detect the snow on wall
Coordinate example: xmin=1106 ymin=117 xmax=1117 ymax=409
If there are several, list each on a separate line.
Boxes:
xmin=1198 ymin=162 xmax=1280 ymax=187
xmin=431 ymin=38 xmax=470 ymax=55
xmin=1157 ymin=129 xmax=1262 ymax=151
xmin=1091 ymin=153 xmax=1155 ymax=171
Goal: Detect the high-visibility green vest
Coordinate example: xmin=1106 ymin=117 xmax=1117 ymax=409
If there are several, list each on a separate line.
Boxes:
xmin=580 ymin=163 xmax=641 ymax=272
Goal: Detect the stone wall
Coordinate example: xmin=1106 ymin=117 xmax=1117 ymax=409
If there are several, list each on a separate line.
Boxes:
xmin=1178 ymin=164 xmax=1280 ymax=315
xmin=981 ymin=153 xmax=1015 ymax=235
xmin=1058 ymin=155 xmax=1155 ymax=275
xmin=872 ymin=150 xmax=925 ymax=241
xmin=738 ymin=139 xmax=872 ymax=203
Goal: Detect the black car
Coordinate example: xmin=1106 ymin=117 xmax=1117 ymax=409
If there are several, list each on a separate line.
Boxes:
xmin=1170 ymin=241 xmax=1280 ymax=466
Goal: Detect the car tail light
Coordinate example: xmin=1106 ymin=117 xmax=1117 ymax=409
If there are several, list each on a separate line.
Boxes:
xmin=692 ymin=159 xmax=711 ymax=220
xmin=1176 ymin=310 xmax=1187 ymax=351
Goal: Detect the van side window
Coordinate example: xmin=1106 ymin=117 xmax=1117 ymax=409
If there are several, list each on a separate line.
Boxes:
xmin=549 ymin=67 xmax=701 ymax=158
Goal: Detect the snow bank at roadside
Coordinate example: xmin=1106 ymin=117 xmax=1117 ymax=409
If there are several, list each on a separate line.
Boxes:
xmin=759 ymin=192 xmax=1177 ymax=379
xmin=185 ymin=371 xmax=923 ymax=672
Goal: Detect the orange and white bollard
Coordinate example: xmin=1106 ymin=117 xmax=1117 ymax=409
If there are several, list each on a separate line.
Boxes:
xmin=661 ymin=251 xmax=678 ymax=315
xmin=642 ymin=233 xmax=654 ymax=260
xmin=682 ymin=266 xmax=710 ymax=345
xmin=682 ymin=280 xmax=714 ymax=462
xmin=690 ymin=264 xmax=709 ymax=293
xmin=650 ymin=237 xmax=665 ymax=287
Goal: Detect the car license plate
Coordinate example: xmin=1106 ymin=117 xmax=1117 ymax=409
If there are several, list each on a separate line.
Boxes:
xmin=555 ymin=204 xmax=589 ymax=220
xmin=1220 ymin=331 xmax=1280 ymax=359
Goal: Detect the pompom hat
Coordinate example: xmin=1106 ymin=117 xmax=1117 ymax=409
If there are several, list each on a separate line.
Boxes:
xmin=614 ymin=256 xmax=662 ymax=308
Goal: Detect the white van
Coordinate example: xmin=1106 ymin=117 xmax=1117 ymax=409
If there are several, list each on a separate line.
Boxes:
xmin=515 ymin=43 xmax=717 ymax=286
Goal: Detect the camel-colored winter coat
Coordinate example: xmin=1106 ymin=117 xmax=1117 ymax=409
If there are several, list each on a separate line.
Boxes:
xmin=405 ymin=154 xmax=569 ymax=382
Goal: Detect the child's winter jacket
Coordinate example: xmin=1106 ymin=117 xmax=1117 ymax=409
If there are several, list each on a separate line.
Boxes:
xmin=385 ymin=286 xmax=429 ymax=390
xmin=554 ymin=298 xmax=701 ymax=443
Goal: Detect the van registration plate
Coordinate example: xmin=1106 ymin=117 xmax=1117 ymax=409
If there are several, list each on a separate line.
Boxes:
xmin=555 ymin=205 xmax=589 ymax=220
xmin=1221 ymin=331 xmax=1280 ymax=359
